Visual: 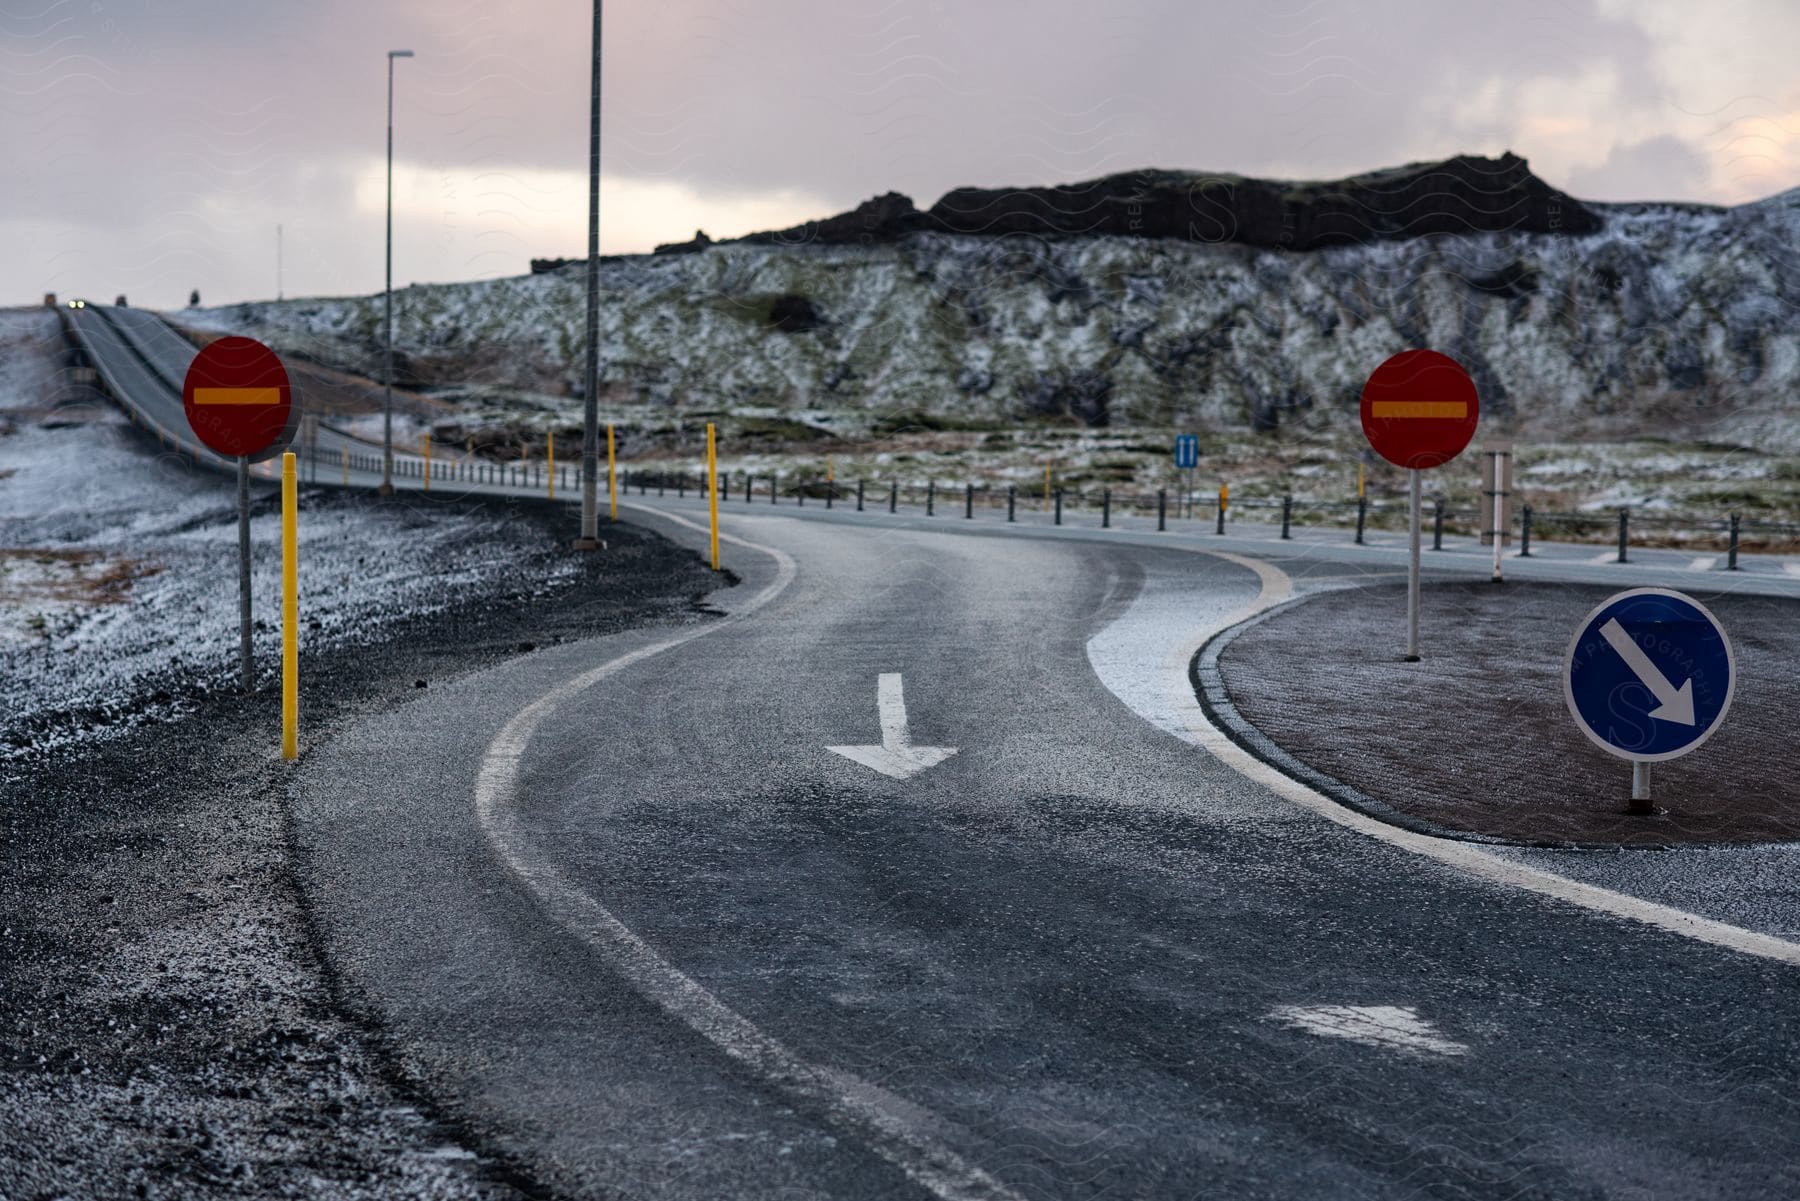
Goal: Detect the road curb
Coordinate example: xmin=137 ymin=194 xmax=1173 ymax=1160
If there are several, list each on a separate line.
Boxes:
xmin=1189 ymin=587 xmax=1664 ymax=853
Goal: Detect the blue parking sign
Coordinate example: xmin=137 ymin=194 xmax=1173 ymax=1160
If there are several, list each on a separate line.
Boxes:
xmin=1563 ymin=588 xmax=1734 ymax=762
xmin=1174 ymin=434 xmax=1199 ymax=470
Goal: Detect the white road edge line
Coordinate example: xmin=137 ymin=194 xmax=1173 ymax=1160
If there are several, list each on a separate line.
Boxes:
xmin=475 ymin=505 xmax=1025 ymax=1201
xmin=1087 ymin=547 xmax=1800 ymax=968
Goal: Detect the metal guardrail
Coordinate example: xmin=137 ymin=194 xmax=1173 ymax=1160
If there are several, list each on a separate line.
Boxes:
xmin=62 ymin=313 xmax=1800 ymax=563
xmin=600 ymin=468 xmax=1798 ymax=564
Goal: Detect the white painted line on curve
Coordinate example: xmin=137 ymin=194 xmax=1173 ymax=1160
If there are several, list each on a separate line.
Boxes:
xmin=475 ymin=507 xmax=1023 ymax=1201
xmin=1784 ymin=562 xmax=1800 ymax=578
xmin=1688 ymin=557 xmax=1717 ymax=572
xmin=1268 ymin=1004 xmax=1468 ymax=1057
xmin=1085 ymin=547 xmax=1800 ymax=968
xmin=827 ymin=673 xmax=959 ymax=780
xmin=1589 ymin=550 xmax=1618 ymax=564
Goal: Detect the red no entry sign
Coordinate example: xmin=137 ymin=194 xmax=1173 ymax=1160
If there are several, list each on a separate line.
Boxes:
xmin=182 ymin=336 xmax=295 ymax=460
xmin=1360 ymin=350 xmax=1479 ymax=470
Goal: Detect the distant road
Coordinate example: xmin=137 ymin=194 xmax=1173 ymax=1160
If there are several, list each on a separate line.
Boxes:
xmin=64 ymin=302 xmax=397 ymax=480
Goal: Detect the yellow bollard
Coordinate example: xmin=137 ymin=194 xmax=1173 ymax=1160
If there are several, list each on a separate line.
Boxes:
xmin=281 ymin=452 xmax=298 ymax=761
xmin=607 ymin=422 xmax=617 ymax=520
xmin=547 ymin=430 xmax=556 ymax=500
xmin=1358 ymin=461 xmax=1365 ymax=499
xmin=706 ymin=423 xmax=720 ymax=571
xmin=423 ymin=432 xmax=431 ymax=492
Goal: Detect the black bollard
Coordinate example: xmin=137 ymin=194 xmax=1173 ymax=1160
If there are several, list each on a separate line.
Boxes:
xmin=1280 ymin=494 xmax=1292 ymax=540
xmin=857 ymin=480 xmax=865 ymax=512
xmin=1008 ymin=486 xmax=1016 ymax=523
xmin=1617 ymin=507 xmax=1629 ymax=563
xmin=1355 ymin=496 xmax=1367 ymax=544
xmin=926 ymin=481 xmax=934 ymax=516
xmin=1728 ymin=512 xmax=1740 ymax=570
xmin=1054 ymin=488 xmax=1063 ymax=526
xmin=1520 ymin=504 xmax=1533 ymax=557
xmin=965 ymin=483 xmax=973 ymax=519
xmin=889 ymin=481 xmax=897 ymax=513
xmin=1432 ymin=499 xmax=1444 ymax=551
xmin=1102 ymin=489 xmax=1111 ymax=529
xmin=1158 ymin=489 xmax=1166 ymax=531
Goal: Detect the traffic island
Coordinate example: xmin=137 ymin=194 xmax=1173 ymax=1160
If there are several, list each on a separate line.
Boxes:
xmin=1205 ymin=580 xmax=1799 ymax=847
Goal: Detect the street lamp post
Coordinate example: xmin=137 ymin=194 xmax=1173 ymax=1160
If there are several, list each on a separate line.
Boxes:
xmin=381 ymin=48 xmax=414 ymax=496
xmin=574 ymin=1 xmax=603 ymax=549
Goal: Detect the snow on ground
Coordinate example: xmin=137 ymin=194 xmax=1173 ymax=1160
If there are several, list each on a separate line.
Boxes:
xmin=184 ymin=189 xmax=1800 ymax=457
xmin=175 ymin=192 xmax=1800 ymax=531
xmin=0 ymin=317 xmax=582 ymax=759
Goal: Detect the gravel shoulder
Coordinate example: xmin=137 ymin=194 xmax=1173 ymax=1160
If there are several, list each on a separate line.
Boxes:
xmin=1212 ymin=578 xmax=1799 ymax=847
xmin=0 ymin=494 xmax=722 ymax=1199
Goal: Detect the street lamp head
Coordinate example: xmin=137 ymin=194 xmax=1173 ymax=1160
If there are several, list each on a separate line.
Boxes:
xmin=389 ymin=49 xmax=414 ymax=58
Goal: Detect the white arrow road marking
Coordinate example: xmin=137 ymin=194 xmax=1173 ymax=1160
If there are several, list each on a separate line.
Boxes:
xmin=828 ymin=673 xmax=959 ymax=780
xmin=1269 ymin=1005 xmax=1469 ymax=1057
xmin=478 ymin=510 xmax=1023 ymax=1201
xmin=1598 ymin=617 xmax=1696 ymax=725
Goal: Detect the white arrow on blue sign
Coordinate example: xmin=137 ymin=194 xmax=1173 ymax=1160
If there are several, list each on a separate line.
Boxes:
xmin=1563 ymin=588 xmax=1734 ymax=763
xmin=1174 ymin=434 xmax=1199 ymax=470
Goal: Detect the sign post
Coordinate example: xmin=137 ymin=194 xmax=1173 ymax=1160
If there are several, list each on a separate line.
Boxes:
xmin=1481 ymin=443 xmax=1514 ymax=583
xmin=1360 ymin=350 xmax=1480 ymax=661
xmin=706 ymin=422 xmax=721 ymax=570
xmin=1174 ymin=434 xmax=1199 ymax=521
xmin=1564 ymin=588 xmax=1735 ymax=814
xmin=281 ymin=452 xmax=298 ymax=760
xmin=182 ymin=336 xmax=296 ymax=691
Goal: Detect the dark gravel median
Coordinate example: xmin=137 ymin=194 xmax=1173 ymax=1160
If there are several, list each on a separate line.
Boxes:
xmin=1211 ymin=579 xmax=1798 ymax=847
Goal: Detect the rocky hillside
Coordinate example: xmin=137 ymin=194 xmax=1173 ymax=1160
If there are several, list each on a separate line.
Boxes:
xmin=193 ymin=154 xmax=1800 ymax=452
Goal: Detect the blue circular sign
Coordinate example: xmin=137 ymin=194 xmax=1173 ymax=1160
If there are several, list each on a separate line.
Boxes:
xmin=1563 ymin=588 xmax=1735 ymax=763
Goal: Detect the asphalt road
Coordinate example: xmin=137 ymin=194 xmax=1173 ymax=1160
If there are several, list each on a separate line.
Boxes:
xmin=64 ymin=310 xmax=1800 ymax=1195
xmin=293 ymin=502 xmax=1800 ymax=1200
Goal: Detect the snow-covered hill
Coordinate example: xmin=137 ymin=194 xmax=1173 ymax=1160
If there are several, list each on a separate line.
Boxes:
xmin=188 ymin=181 xmax=1800 ymax=453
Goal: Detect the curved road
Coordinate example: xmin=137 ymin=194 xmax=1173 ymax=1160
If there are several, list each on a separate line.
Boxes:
xmin=60 ymin=308 xmax=1800 ymax=1195
xmin=292 ymin=500 xmax=1800 ymax=1200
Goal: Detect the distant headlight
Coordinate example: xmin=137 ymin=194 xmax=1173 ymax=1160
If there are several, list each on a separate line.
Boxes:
xmin=68 ymin=299 xmax=85 ymax=308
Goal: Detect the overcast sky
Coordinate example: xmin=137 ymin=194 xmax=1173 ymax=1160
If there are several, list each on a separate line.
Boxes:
xmin=5 ymin=0 xmax=1797 ymax=308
